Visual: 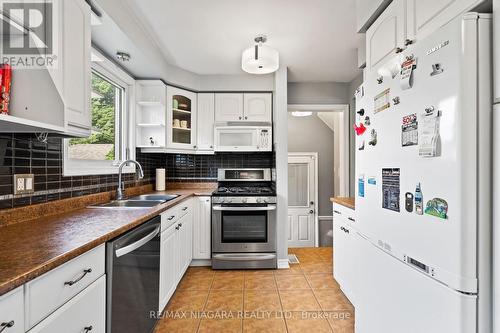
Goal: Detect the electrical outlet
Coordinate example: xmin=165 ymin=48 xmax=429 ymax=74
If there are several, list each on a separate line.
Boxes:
xmin=13 ymin=174 xmax=35 ymax=195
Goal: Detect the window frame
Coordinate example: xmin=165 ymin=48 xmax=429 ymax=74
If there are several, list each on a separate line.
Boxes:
xmin=63 ymin=48 xmax=136 ymax=176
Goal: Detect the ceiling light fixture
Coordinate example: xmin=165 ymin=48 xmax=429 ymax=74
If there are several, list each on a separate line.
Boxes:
xmin=291 ymin=111 xmax=313 ymax=117
xmin=242 ymin=35 xmax=279 ymax=75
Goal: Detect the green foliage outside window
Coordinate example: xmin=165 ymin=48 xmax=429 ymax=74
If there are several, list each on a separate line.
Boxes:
xmin=69 ymin=73 xmax=116 ymax=160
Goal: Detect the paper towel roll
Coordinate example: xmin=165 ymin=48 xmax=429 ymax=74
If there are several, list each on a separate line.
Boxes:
xmin=156 ymin=168 xmax=166 ymax=191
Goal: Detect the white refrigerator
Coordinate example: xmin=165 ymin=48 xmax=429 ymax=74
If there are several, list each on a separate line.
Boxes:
xmin=354 ymin=13 xmax=492 ymax=333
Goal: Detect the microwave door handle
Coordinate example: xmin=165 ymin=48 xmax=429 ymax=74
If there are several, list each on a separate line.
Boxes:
xmin=212 ymin=205 xmax=277 ymax=211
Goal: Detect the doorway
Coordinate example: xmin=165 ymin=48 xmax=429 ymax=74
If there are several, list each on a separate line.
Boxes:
xmin=287 ymin=153 xmax=318 ymax=247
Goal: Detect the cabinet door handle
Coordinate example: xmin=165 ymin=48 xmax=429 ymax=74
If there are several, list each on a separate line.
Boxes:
xmin=334 ymin=210 xmax=341 ymax=215
xmin=239 ymin=116 xmax=242 ymax=120
xmin=404 ymin=38 xmax=414 ymax=46
xmin=210 ymin=145 xmax=213 ymax=149
xmin=0 ymin=321 xmax=14 ymax=333
xmin=168 ymin=215 xmax=175 ymax=220
xmin=84 ymin=326 xmax=93 ymax=333
xmin=64 ymin=268 xmax=92 ymax=286
xmin=193 ymin=145 xmax=197 ymax=149
xmin=245 ymin=116 xmax=248 ymax=120
xmin=395 ymin=47 xmax=404 ymax=54
xmin=175 ymin=225 xmax=180 ymax=230
xmin=178 ymin=223 xmax=183 ymax=228
xmin=182 ymin=207 xmax=188 ymax=211
xmin=348 ymin=217 xmax=355 ymax=222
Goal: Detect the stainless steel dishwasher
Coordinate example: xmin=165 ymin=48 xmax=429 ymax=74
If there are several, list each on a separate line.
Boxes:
xmin=106 ymin=216 xmax=161 ymax=333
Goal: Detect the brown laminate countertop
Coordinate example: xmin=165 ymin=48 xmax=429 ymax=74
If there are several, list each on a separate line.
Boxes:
xmin=0 ymin=186 xmax=215 ymax=296
xmin=330 ymin=197 xmax=355 ymax=210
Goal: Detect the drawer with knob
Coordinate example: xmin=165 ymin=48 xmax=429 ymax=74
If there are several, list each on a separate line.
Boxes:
xmin=0 ymin=287 xmax=23 ymax=333
xmin=29 ymin=276 xmax=105 ymax=333
xmin=24 ymin=245 xmax=105 ymax=329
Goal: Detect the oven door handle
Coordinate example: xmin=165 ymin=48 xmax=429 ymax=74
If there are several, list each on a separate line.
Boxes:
xmin=212 ymin=205 xmax=276 ymax=211
xmin=212 ymin=253 xmax=276 ymax=261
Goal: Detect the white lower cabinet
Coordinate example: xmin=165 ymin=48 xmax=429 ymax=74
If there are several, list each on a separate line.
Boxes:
xmin=179 ymin=211 xmax=193 ymax=276
xmin=28 ymin=276 xmax=106 ymax=333
xmin=0 ymin=287 xmax=24 ymax=333
xmin=333 ymin=204 xmax=360 ymax=306
xmin=159 ymin=222 xmax=180 ymax=312
xmin=24 ymin=245 xmax=105 ymax=329
xmin=159 ymin=199 xmax=194 ymax=312
xmin=193 ymin=197 xmax=211 ymax=260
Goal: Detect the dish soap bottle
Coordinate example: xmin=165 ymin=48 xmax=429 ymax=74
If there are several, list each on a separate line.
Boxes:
xmin=414 ymin=183 xmax=423 ymax=215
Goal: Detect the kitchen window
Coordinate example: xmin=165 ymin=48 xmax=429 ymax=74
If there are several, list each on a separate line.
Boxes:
xmin=63 ymin=48 xmax=136 ymax=176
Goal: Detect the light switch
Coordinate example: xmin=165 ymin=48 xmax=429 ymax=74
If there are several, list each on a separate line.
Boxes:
xmin=13 ymin=174 xmax=35 ymax=195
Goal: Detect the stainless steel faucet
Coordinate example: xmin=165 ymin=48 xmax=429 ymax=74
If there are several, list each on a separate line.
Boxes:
xmin=116 ymin=160 xmax=144 ymax=200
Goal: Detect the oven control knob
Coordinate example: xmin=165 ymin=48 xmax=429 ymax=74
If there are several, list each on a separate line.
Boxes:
xmin=226 ymin=198 xmax=233 ymax=203
xmin=263 ymin=198 xmax=269 ymax=203
xmin=242 ymin=198 xmax=247 ymax=203
xmin=256 ymin=198 xmax=262 ymax=203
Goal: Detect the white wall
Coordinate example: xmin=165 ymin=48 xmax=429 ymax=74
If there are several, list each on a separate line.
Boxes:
xmin=288 ymin=82 xmax=350 ymax=105
xmin=274 ymin=67 xmax=289 ymax=268
xmin=288 ymin=113 xmax=337 ymax=216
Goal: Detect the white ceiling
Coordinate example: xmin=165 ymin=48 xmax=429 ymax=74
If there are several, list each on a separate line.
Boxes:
xmin=126 ymin=0 xmax=361 ymax=83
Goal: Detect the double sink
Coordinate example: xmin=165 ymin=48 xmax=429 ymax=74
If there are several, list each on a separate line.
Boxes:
xmin=89 ymin=194 xmax=180 ymax=209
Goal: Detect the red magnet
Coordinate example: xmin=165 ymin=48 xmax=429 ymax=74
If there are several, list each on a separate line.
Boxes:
xmin=354 ymin=123 xmax=367 ymax=136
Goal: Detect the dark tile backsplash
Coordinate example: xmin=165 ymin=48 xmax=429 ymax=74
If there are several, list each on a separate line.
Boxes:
xmin=0 ymin=133 xmax=275 ymax=209
xmin=165 ymin=152 xmax=275 ymax=182
xmin=0 ymin=134 xmax=164 ymax=209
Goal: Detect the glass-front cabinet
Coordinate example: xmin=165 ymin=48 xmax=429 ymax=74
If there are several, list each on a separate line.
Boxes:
xmin=167 ymin=87 xmax=197 ymax=151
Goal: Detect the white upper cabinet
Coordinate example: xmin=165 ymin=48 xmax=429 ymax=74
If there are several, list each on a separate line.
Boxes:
xmin=0 ymin=0 xmax=91 ymax=136
xmin=215 ymin=93 xmax=272 ymax=123
xmin=55 ymin=0 xmax=92 ymax=137
xmin=407 ymin=0 xmax=487 ymax=43
xmin=244 ymin=93 xmax=272 ymax=122
xmin=366 ymin=0 xmax=407 ymax=72
xmin=365 ymin=0 xmax=488 ymax=74
xmin=215 ymin=93 xmax=244 ymax=122
xmin=196 ymin=93 xmax=215 ymax=152
xmin=167 ymin=87 xmax=197 ymax=151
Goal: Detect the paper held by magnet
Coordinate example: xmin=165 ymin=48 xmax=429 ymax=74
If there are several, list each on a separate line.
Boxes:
xmin=402 ymin=113 xmax=418 ymax=147
xmin=400 ymin=56 xmax=417 ymax=90
xmin=374 ymin=88 xmax=391 ymax=113
xmin=419 ymin=107 xmax=441 ymax=157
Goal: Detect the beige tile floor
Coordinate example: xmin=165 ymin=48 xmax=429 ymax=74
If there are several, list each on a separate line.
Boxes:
xmin=154 ymin=247 xmax=354 ymax=333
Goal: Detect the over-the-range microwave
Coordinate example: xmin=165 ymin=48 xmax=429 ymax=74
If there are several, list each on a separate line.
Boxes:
xmin=214 ymin=126 xmax=272 ymax=152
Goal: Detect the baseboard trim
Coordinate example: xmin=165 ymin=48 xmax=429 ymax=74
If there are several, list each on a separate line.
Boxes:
xmin=189 ymin=259 xmax=212 ymax=267
xmin=277 ymin=259 xmax=290 ymax=269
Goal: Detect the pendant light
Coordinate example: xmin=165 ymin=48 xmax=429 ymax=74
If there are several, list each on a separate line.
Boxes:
xmin=242 ymin=35 xmax=279 ymax=74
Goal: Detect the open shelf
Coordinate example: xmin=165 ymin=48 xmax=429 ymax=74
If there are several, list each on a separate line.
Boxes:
xmin=173 ymin=108 xmax=191 ymax=114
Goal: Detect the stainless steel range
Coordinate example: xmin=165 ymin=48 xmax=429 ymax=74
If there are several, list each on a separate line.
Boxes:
xmin=212 ymin=168 xmax=277 ymax=269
